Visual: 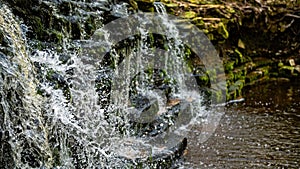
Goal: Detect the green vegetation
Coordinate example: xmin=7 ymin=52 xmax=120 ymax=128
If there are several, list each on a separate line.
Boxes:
xmin=135 ymin=0 xmax=299 ymax=100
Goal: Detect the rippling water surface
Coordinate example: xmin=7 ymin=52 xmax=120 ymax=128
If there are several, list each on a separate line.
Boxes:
xmin=184 ymin=81 xmax=300 ymax=168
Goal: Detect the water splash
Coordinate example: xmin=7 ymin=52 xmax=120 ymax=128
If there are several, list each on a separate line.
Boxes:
xmin=0 ymin=1 xmax=224 ymax=168
xmin=88 ymin=2 xmax=209 ymax=165
xmin=0 ymin=4 xmax=53 ymax=168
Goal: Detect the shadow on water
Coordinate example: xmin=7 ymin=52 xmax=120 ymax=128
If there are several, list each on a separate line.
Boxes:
xmin=184 ymin=80 xmax=300 ymax=168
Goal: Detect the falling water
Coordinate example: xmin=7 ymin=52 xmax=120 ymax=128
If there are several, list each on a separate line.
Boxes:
xmin=0 ymin=4 xmax=55 ymax=168
xmin=0 ymin=2 xmax=216 ymax=168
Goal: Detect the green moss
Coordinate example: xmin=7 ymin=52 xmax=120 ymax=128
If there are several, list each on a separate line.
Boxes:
xmin=278 ymin=61 xmax=284 ymax=67
xmin=184 ymin=47 xmax=192 ymax=57
xmin=233 ymin=70 xmax=244 ymax=81
xmin=206 ymin=69 xmax=217 ymax=83
xmin=228 ymin=90 xmax=237 ymax=99
xmin=226 ymin=72 xmax=234 ymax=80
xmin=148 ymin=7 xmax=155 ymax=12
xmin=234 ymin=49 xmax=243 ymax=60
xmin=129 ymin=0 xmax=139 ymax=10
xmin=192 ymin=17 xmax=205 ymax=27
xmin=279 ymin=65 xmax=294 ymax=71
xmin=279 ymin=65 xmax=295 ymax=76
xmin=49 ymin=30 xmax=64 ymax=43
xmin=212 ymin=89 xmax=223 ymax=103
xmin=217 ymin=22 xmax=229 ymax=39
xmin=202 ymin=29 xmax=209 ymax=34
xmin=225 ymin=61 xmax=235 ymax=72
xmin=164 ymin=3 xmax=178 ymax=8
xmin=228 ymin=84 xmax=237 ymax=93
xmin=235 ymin=79 xmax=245 ymax=89
xmin=227 ymin=6 xmax=235 ymax=14
xmin=225 ymin=49 xmax=246 ymax=65
xmin=188 ymin=0 xmax=200 ymax=4
xmin=226 ymin=90 xmax=231 ymax=101
xmin=235 ymin=80 xmax=244 ymax=97
xmin=183 ymin=11 xmax=197 ymax=19
xmin=198 ymin=74 xmax=210 ymax=86
xmin=207 ymin=33 xmax=214 ymax=40
xmin=227 ymin=79 xmax=245 ymax=99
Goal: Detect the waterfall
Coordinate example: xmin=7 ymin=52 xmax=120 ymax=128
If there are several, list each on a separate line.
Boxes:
xmin=0 ymin=1 xmax=224 ymax=168
xmin=0 ymin=4 xmax=53 ymax=168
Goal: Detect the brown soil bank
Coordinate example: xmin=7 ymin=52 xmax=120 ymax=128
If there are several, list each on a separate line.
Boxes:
xmin=135 ymin=0 xmax=300 ymax=100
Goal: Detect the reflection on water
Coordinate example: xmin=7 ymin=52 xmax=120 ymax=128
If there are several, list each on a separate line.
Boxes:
xmin=184 ymin=80 xmax=300 ymax=168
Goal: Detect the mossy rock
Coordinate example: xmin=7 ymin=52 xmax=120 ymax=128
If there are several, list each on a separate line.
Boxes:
xmin=183 ymin=11 xmax=197 ymax=19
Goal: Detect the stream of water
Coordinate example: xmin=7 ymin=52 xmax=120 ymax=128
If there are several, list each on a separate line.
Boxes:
xmin=184 ymin=80 xmax=300 ymax=168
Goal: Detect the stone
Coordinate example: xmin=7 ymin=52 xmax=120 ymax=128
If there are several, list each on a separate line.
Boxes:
xmin=128 ymin=96 xmax=159 ymax=123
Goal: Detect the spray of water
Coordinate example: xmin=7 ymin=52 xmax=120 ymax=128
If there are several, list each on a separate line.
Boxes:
xmin=1 ymin=2 xmax=225 ymax=168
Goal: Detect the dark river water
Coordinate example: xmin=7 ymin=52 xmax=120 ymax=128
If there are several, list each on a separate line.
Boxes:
xmin=183 ymin=80 xmax=300 ymax=168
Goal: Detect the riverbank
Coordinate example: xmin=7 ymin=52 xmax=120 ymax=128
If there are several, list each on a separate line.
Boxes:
xmin=135 ymin=0 xmax=300 ymax=100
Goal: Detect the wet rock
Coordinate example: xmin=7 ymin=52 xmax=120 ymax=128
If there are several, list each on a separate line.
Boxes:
xmin=115 ymin=137 xmax=187 ymax=168
xmin=128 ymin=95 xmax=159 ymax=123
xmin=130 ymin=99 xmax=192 ymax=138
xmin=0 ymin=130 xmax=14 ymax=168
xmin=0 ymin=4 xmax=53 ymax=168
xmin=3 ymin=0 xmax=137 ymax=45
